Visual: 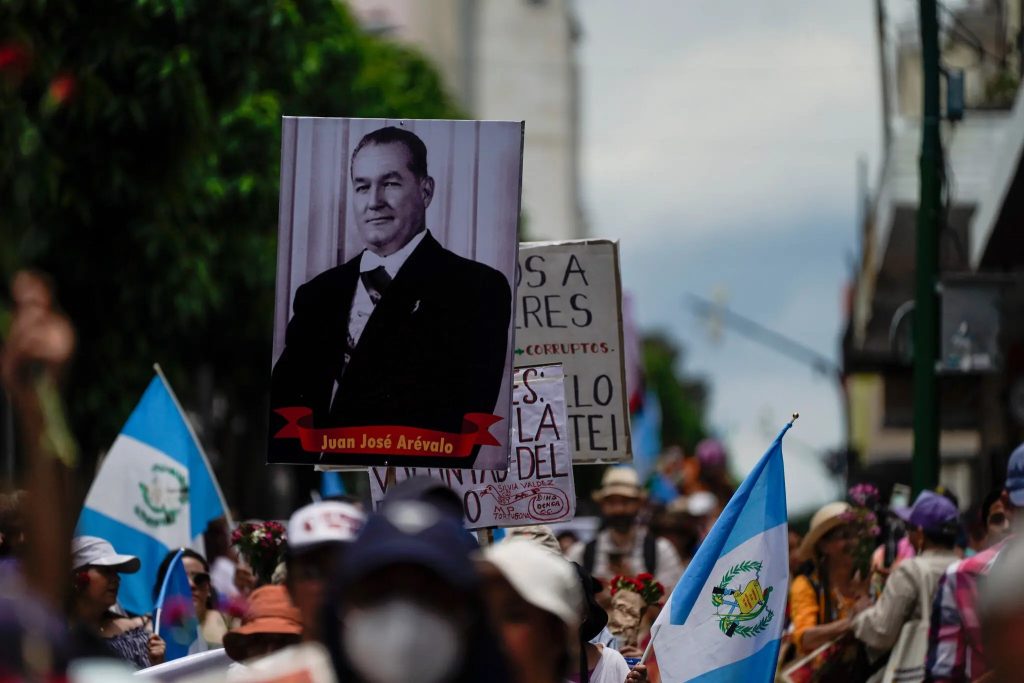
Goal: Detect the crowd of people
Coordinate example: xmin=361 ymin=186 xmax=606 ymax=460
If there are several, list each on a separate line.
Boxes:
xmin=780 ymin=444 xmax=1024 ymax=683
xmin=0 ymin=423 xmax=749 ymax=683
xmin=0 ymin=474 xmax=662 ymax=682
xmin=4 ymin=272 xmax=1024 ymax=683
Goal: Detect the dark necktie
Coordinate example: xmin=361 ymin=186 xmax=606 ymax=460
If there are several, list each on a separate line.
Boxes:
xmin=360 ymin=265 xmax=392 ymax=305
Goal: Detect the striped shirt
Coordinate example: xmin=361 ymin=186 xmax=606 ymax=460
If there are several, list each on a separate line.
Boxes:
xmin=925 ymin=539 xmax=1008 ymax=682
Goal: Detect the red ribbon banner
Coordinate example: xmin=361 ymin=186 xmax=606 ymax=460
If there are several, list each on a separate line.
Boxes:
xmin=273 ymin=408 xmax=502 ymax=458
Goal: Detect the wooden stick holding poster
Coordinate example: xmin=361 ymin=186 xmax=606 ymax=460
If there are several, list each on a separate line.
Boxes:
xmin=514 ymin=240 xmax=630 ymax=463
xmin=368 ymin=364 xmax=576 ymax=529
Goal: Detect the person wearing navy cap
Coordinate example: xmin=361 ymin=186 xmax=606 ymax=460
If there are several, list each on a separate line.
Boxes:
xmin=320 ymin=501 xmax=511 ymax=683
xmin=851 ymin=490 xmax=960 ymax=675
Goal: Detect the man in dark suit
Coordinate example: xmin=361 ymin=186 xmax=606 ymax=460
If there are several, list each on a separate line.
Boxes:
xmin=270 ymin=126 xmax=512 ymax=467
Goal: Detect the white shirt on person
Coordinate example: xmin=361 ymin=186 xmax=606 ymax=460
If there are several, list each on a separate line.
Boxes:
xmin=567 ymin=528 xmax=685 ymax=592
xmin=566 ymin=644 xmax=632 ymax=683
xmin=852 ymin=547 xmax=959 ymax=653
xmin=346 ymin=229 xmax=427 ymax=349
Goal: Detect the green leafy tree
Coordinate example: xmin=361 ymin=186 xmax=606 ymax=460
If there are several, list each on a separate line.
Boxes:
xmin=642 ymin=332 xmax=708 ymax=451
xmin=1 ymin=0 xmax=461 ymax=514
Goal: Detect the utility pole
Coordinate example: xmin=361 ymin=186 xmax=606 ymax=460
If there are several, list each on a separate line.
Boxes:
xmin=875 ymin=0 xmax=892 ymax=153
xmin=913 ymin=0 xmax=942 ymax=495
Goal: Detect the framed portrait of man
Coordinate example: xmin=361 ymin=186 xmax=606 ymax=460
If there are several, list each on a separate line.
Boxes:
xmin=268 ymin=117 xmax=523 ymax=469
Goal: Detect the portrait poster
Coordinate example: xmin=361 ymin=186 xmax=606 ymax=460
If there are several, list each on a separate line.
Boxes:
xmin=514 ymin=240 xmax=631 ymax=462
xmin=369 ymin=365 xmax=575 ymax=530
xmin=268 ymin=117 xmax=523 ymax=469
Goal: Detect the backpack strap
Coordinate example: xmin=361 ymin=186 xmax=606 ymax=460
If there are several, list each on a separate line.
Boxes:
xmin=643 ymin=532 xmax=658 ymax=574
xmin=583 ymin=538 xmax=598 ymax=575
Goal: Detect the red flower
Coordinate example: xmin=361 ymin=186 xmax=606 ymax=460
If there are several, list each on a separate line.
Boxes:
xmin=220 ymin=594 xmax=249 ymax=619
xmin=47 ymin=72 xmax=75 ymax=105
xmin=0 ymin=42 xmax=31 ymax=78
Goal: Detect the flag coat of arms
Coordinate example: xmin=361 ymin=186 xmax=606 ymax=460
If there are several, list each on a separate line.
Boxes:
xmin=77 ymin=371 xmax=229 ymax=617
xmin=649 ymin=423 xmax=791 ymax=682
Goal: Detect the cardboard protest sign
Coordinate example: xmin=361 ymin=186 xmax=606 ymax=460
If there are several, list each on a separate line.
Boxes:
xmin=514 ymin=240 xmax=630 ymax=462
xmin=268 ymin=118 xmax=523 ymax=470
xmin=369 ymin=365 xmax=575 ymax=529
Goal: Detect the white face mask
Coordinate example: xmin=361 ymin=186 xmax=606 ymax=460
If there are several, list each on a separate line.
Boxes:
xmin=343 ymin=599 xmax=463 ymax=683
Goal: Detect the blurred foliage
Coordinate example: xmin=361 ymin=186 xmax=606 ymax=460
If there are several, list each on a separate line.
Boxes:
xmin=642 ymin=332 xmax=708 ymax=452
xmin=984 ymin=68 xmax=1019 ymax=109
xmin=0 ymin=0 xmax=460 ymax=503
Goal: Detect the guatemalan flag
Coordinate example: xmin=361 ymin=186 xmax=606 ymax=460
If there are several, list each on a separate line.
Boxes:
xmin=648 ymin=421 xmax=791 ymax=682
xmin=77 ymin=370 xmax=230 ymax=617
xmin=154 ymin=549 xmax=203 ymax=660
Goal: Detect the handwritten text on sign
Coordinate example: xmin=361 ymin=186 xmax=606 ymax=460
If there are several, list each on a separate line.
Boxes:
xmin=369 ymin=365 xmax=575 ymax=529
xmin=513 ymin=241 xmax=630 ymax=462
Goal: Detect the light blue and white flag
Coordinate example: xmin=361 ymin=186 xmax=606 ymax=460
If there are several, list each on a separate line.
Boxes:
xmin=648 ymin=422 xmax=791 ymax=682
xmin=77 ymin=369 xmax=230 ymax=617
xmin=154 ymin=549 xmax=202 ymax=661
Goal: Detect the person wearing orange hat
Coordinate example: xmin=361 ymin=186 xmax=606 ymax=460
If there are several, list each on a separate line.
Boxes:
xmin=223 ymin=585 xmax=302 ymax=663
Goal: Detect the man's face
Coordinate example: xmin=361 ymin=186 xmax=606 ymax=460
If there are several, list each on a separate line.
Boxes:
xmin=987 ymin=499 xmax=1012 ymax=546
xmin=600 ymin=494 xmax=641 ymax=521
xmin=600 ymin=494 xmax=641 ymax=534
xmin=351 ymin=142 xmax=434 ymax=257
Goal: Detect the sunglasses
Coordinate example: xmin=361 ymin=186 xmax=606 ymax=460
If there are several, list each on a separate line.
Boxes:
xmin=988 ymin=513 xmax=1008 ymax=527
xmin=189 ymin=572 xmax=211 ymax=589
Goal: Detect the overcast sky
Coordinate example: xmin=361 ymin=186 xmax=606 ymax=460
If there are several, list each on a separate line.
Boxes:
xmin=575 ymin=0 xmax=885 ymax=513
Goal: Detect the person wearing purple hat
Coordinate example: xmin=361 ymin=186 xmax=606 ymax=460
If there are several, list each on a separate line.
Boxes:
xmin=850 ymin=490 xmax=960 ymax=673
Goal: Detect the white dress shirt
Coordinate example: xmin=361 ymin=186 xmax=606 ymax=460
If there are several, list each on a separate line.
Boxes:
xmin=346 ymin=229 xmax=427 ymax=349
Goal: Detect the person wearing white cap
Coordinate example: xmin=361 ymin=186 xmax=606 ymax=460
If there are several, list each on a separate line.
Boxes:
xmin=567 ymin=466 xmax=684 ymax=597
xmin=284 ymin=500 xmax=365 ymax=643
xmin=480 ymin=539 xmax=583 ymax=683
xmin=69 ymin=535 xmax=166 ymax=669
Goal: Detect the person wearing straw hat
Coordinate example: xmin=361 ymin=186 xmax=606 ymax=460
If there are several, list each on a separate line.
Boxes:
xmin=788 ymin=502 xmax=870 ymax=656
xmin=69 ymin=535 xmax=166 ymax=669
xmin=568 ymin=466 xmax=684 ymax=592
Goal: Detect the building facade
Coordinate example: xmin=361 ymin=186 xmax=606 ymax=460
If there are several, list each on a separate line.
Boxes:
xmin=844 ymin=0 xmax=1024 ymax=504
xmin=347 ymin=0 xmax=586 ymax=242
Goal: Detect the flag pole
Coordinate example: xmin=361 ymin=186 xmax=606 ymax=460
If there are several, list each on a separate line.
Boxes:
xmin=153 ymin=548 xmax=185 ymax=638
xmin=153 ymin=363 xmax=235 ymax=527
xmin=789 ymin=412 xmax=800 ymax=426
xmin=638 ymin=631 xmax=655 ymax=665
